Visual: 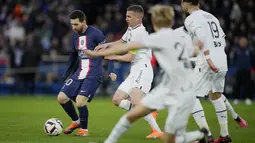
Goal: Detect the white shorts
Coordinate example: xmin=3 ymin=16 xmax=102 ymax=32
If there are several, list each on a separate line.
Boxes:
xmin=118 ymin=61 xmax=153 ymax=95
xmin=142 ymin=82 xmax=196 ymax=134
xmin=190 ymin=66 xmax=227 ymax=97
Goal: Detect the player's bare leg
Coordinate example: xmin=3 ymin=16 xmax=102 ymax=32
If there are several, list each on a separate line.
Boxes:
xmin=130 ymin=88 xmax=163 ymax=138
xmin=112 ymin=90 xmax=131 ymax=110
xmin=75 ymin=95 xmax=89 ymax=136
xmin=221 ymin=94 xmax=248 ymax=128
xmin=57 ymin=92 xmax=80 ymax=134
xmin=104 ymin=104 xmax=154 ymax=143
xmin=209 ymin=92 xmax=232 ymax=142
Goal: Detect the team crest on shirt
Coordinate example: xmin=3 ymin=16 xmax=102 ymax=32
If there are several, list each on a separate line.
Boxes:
xmin=78 ymin=36 xmax=87 ymax=50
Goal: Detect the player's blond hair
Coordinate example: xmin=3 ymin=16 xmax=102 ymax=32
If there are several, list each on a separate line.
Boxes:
xmin=149 ymin=5 xmax=175 ymax=29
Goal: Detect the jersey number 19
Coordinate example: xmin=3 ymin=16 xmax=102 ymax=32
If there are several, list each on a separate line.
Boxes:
xmin=207 ymin=21 xmax=221 ymax=48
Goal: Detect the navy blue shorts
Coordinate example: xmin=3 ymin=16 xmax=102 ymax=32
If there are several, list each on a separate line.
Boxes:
xmin=61 ymin=76 xmax=102 ymax=102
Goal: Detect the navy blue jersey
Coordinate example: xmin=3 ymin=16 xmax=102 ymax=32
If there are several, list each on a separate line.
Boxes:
xmin=69 ymin=26 xmax=105 ymax=80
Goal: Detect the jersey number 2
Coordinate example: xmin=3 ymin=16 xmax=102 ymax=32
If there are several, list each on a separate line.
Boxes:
xmin=175 ymin=43 xmax=191 ymax=69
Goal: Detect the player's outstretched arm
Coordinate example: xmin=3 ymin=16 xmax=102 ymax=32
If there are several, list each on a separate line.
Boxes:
xmin=95 ymin=40 xmax=126 ymax=51
xmin=84 ymin=42 xmax=143 ymax=57
xmin=104 ymin=53 xmax=135 ymax=62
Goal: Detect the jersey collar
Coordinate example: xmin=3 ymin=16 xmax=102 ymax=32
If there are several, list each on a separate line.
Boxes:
xmin=128 ymin=24 xmax=142 ymax=30
xmin=191 ymin=9 xmax=202 ymax=14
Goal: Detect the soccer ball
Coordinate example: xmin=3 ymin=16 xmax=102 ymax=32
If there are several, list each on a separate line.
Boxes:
xmin=44 ymin=118 xmax=63 ymax=136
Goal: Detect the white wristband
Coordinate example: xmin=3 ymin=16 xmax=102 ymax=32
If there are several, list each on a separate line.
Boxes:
xmin=205 ymin=55 xmax=211 ymax=59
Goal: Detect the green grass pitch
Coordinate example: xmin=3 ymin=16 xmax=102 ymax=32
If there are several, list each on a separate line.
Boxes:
xmin=0 ymin=96 xmax=254 ymax=143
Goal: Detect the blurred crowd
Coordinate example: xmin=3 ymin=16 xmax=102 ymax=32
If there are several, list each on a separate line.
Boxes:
xmin=0 ymin=0 xmax=254 ymax=103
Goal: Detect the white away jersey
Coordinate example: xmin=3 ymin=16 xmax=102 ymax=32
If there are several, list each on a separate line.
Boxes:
xmin=122 ymin=24 xmax=152 ymax=64
xmin=174 ymin=26 xmax=195 ymax=57
xmin=184 ymin=10 xmax=228 ymax=71
xmin=140 ymin=28 xmax=193 ymax=91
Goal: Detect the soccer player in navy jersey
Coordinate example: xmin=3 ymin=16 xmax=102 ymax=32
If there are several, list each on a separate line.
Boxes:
xmin=57 ymin=10 xmax=106 ymax=136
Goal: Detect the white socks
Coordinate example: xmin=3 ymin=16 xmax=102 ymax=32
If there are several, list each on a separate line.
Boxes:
xmin=211 ymin=96 xmax=229 ymax=137
xmin=118 ymin=99 xmax=131 ymax=111
xmin=104 ymin=114 xmax=131 ymax=143
xmin=221 ymin=94 xmax=238 ymax=119
xmin=119 ymin=100 xmax=161 ymax=132
xmin=72 ymin=119 xmax=80 ymax=124
xmin=143 ymin=113 xmax=161 ymax=132
xmin=192 ymin=99 xmax=212 ymax=136
xmin=175 ymin=131 xmax=204 ymax=143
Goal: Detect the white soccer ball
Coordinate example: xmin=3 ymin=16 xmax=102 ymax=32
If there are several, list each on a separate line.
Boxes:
xmin=44 ymin=118 xmax=63 ymax=136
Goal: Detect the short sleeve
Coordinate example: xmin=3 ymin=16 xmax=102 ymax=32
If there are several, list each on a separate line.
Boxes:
xmin=95 ymin=30 xmax=106 ymax=44
xmin=184 ymin=16 xmax=206 ymax=45
xmin=70 ymin=35 xmax=76 ymax=52
xmin=121 ymin=30 xmax=128 ymax=42
xmin=184 ymin=16 xmax=202 ymax=36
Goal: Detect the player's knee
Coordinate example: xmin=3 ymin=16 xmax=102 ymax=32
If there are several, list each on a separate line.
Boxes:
xmin=57 ymin=92 xmax=69 ymax=104
xmin=76 ymin=95 xmax=88 ymax=107
xmin=76 ymin=100 xmax=87 ymax=107
xmin=126 ymin=112 xmax=137 ymax=123
xmin=112 ymin=92 xmax=127 ymax=106
xmin=209 ymin=92 xmax=221 ymax=100
xmin=76 ymin=101 xmax=86 ymax=107
xmin=127 ymin=104 xmax=152 ymax=122
xmin=112 ymin=95 xmax=121 ymax=106
xmin=112 ymin=90 xmax=129 ymax=106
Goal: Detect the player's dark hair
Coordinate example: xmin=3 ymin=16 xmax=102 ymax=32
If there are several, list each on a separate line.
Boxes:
xmin=127 ymin=5 xmax=144 ymax=14
xmin=183 ymin=0 xmax=200 ymax=5
xmin=69 ymin=10 xmax=86 ymax=22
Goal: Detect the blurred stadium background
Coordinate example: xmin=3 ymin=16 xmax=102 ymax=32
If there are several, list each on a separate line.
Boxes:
xmin=0 ymin=0 xmax=254 ymax=142
xmin=0 ymin=0 xmax=255 ymax=104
